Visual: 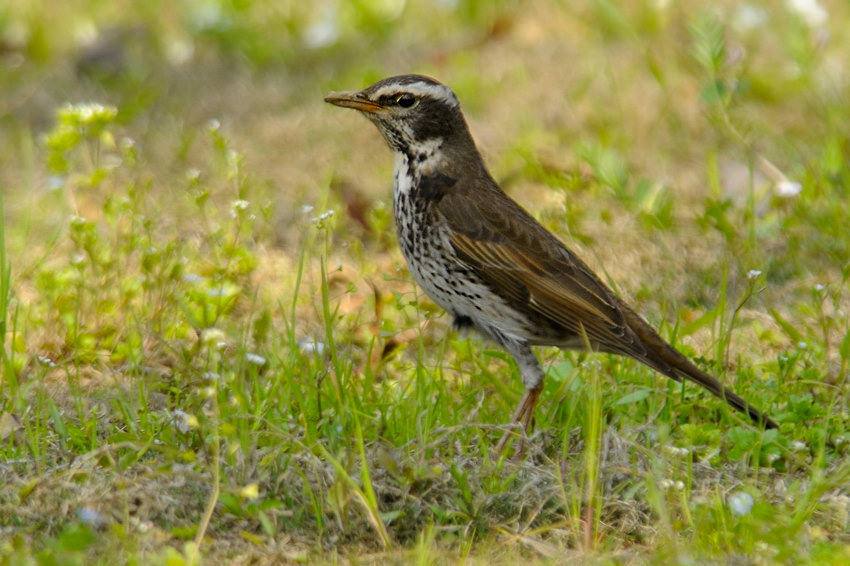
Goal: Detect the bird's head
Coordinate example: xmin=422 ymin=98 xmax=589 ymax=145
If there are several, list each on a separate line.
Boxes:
xmin=324 ymin=74 xmax=467 ymax=155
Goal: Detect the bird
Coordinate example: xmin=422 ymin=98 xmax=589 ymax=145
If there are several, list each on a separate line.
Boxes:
xmin=324 ymin=74 xmax=778 ymax=449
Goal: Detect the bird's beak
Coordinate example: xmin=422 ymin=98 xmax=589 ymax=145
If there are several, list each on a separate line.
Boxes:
xmin=324 ymin=90 xmax=383 ymax=113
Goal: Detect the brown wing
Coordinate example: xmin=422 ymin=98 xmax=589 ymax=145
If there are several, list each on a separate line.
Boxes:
xmin=437 ymin=183 xmax=779 ymax=429
xmin=437 ymin=186 xmax=647 ymax=359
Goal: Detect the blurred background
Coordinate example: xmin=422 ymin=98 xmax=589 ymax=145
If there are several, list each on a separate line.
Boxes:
xmin=4 ymin=0 xmax=848 ymax=301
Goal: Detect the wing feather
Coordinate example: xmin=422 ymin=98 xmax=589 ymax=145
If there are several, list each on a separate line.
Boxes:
xmin=438 ymin=188 xmax=645 ymax=357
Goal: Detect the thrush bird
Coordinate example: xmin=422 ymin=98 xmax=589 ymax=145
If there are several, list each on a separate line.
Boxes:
xmin=325 ymin=74 xmax=777 ymax=447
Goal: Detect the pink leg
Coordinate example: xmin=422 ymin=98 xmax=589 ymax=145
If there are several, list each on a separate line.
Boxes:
xmin=496 ymin=384 xmax=542 ymax=456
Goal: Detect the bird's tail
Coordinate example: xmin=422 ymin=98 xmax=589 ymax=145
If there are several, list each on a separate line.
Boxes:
xmin=622 ymin=307 xmax=778 ymax=430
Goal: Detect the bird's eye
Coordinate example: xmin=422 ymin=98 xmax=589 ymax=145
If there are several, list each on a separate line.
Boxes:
xmin=396 ymin=93 xmax=416 ymax=108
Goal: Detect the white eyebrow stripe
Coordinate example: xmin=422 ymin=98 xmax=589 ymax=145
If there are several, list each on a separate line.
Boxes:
xmin=371 ymin=82 xmax=459 ymax=108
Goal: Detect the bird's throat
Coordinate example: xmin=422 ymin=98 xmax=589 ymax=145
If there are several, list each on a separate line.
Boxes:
xmin=393 ymin=151 xmax=416 ymax=197
xmin=391 ymin=137 xmax=446 ymax=197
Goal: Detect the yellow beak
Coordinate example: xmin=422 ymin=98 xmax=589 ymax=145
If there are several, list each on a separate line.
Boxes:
xmin=324 ymin=90 xmax=384 ymax=113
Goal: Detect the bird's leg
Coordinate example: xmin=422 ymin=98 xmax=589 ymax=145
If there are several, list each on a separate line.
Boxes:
xmin=495 ymin=339 xmax=545 ymax=457
xmin=496 ymin=383 xmax=543 ymax=456
xmin=516 ymin=385 xmax=542 ymax=432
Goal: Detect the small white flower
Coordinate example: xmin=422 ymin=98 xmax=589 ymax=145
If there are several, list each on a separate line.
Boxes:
xmin=201 ymin=327 xmax=226 ymax=345
xmin=170 ymin=409 xmax=199 ymax=433
xmin=165 ymin=37 xmax=194 ymax=65
xmin=61 ymin=102 xmax=117 ymax=124
xmin=311 ymin=209 xmax=335 ymax=224
xmin=747 ymin=269 xmax=763 ymax=279
xmin=299 ymin=338 xmax=325 ymax=355
xmin=303 ymin=10 xmax=339 ymax=49
xmin=47 ymin=176 xmax=65 ymax=190
xmin=796 ymin=341 xmax=808 ymax=349
xmin=728 ymin=491 xmax=754 ymax=516
xmin=733 ymin=4 xmax=768 ymax=31
xmin=776 ymin=180 xmax=802 ymax=198
xmin=207 ymin=287 xmax=228 ymax=298
xmin=814 ymin=284 xmax=826 ymax=292
xmin=663 ymin=445 xmax=690 ymax=457
xmin=76 ymin=507 xmax=107 ymax=529
xmin=230 ymin=199 xmax=250 ymax=218
xmin=245 ymin=352 xmax=266 ymax=366
xmin=137 ymin=520 xmax=153 ymax=533
xmin=787 ymin=0 xmax=827 ymax=27
xmin=791 ymin=440 xmax=808 ymax=452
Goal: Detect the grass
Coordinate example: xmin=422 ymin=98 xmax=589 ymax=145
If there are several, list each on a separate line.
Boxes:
xmin=1 ymin=0 xmax=849 ymax=563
